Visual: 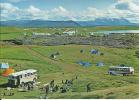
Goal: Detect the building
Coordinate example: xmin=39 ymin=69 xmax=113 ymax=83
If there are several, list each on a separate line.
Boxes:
xmin=63 ymin=30 xmax=76 ymax=36
xmin=32 ymin=32 xmax=51 ymax=38
xmin=89 ymin=32 xmax=94 ymax=36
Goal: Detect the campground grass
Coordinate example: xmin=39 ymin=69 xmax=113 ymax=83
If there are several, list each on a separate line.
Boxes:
xmin=0 ymin=44 xmax=139 ymax=99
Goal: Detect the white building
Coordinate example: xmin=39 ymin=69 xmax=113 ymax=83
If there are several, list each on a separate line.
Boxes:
xmin=32 ymin=32 xmax=51 ymax=38
xmin=89 ymin=32 xmax=94 ymax=36
xmin=63 ymin=30 xmax=76 ymax=36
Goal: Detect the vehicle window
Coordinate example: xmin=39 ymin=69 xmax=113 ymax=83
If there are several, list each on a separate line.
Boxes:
xmin=25 ymin=74 xmax=27 ymax=77
xmin=28 ymin=73 xmax=30 ymax=76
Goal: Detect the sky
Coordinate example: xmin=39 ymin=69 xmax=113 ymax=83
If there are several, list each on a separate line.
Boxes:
xmin=0 ymin=0 xmax=139 ymax=23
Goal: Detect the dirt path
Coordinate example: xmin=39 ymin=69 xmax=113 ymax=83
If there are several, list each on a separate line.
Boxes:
xmin=23 ymin=45 xmax=88 ymax=74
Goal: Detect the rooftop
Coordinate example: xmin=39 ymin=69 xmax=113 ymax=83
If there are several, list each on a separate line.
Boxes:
xmin=9 ymin=69 xmax=37 ymax=76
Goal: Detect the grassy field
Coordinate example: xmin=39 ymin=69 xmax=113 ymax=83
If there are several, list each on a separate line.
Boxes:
xmin=0 ymin=44 xmax=139 ymax=99
xmin=1 ymin=26 xmax=139 ymax=40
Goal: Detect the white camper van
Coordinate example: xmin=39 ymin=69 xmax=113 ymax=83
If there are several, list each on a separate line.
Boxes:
xmin=8 ymin=69 xmax=37 ymax=87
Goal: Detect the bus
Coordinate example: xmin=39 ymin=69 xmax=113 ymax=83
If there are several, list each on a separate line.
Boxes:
xmin=8 ymin=69 xmax=37 ymax=87
xmin=108 ymin=66 xmax=134 ymax=76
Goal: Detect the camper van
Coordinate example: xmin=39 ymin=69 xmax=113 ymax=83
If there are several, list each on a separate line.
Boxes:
xmin=108 ymin=66 xmax=134 ymax=76
xmin=8 ymin=69 xmax=37 ymax=87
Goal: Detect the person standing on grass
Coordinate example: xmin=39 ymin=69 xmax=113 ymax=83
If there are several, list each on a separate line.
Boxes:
xmin=86 ymin=83 xmax=91 ymax=92
xmin=45 ymin=85 xmax=49 ymax=95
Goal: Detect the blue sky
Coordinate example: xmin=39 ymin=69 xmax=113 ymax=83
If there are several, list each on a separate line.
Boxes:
xmin=1 ymin=0 xmax=116 ymax=10
xmin=0 ymin=0 xmax=139 ymax=23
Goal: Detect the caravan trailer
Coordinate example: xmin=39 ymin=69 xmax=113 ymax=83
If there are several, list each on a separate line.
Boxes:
xmin=8 ymin=69 xmax=37 ymax=87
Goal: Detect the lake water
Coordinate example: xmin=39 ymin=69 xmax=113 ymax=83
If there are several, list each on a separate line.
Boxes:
xmin=94 ymin=30 xmax=139 ymax=34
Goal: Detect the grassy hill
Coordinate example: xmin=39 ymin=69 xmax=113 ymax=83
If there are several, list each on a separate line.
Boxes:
xmin=0 ymin=44 xmax=139 ymax=99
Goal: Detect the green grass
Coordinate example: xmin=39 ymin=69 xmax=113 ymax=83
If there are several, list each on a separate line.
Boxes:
xmin=1 ymin=26 xmax=139 ymax=40
xmin=0 ymin=44 xmax=139 ymax=99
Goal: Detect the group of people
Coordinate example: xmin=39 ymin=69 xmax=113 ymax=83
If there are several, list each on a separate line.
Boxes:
xmin=19 ymin=81 xmax=34 ymax=91
xmin=42 ymin=75 xmax=78 ymax=96
xmin=43 ymin=74 xmax=92 ymax=95
xmin=60 ymin=79 xmax=74 ymax=93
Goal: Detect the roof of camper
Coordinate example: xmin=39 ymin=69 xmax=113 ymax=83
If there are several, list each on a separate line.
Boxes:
xmin=109 ymin=66 xmax=133 ymax=69
xmin=9 ymin=69 xmax=37 ymax=76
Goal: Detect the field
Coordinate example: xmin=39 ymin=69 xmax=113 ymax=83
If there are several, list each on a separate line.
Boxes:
xmin=0 ymin=26 xmax=139 ymax=99
xmin=0 ymin=44 xmax=139 ymax=99
xmin=1 ymin=26 xmax=139 ymax=40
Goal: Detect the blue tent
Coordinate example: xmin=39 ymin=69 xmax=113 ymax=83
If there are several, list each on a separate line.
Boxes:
xmin=0 ymin=63 xmax=9 ymax=69
xmin=96 ymin=62 xmax=104 ymax=67
xmin=77 ymin=61 xmax=92 ymax=67
xmin=91 ymin=49 xmax=99 ymax=54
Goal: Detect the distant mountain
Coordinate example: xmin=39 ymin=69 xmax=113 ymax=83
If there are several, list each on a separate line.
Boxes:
xmin=77 ymin=18 xmax=139 ymax=26
xmin=0 ymin=20 xmax=80 ymax=27
xmin=0 ymin=18 xmax=139 ymax=27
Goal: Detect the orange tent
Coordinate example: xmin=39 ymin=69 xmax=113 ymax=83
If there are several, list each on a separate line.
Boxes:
xmin=2 ymin=67 xmax=15 ymax=77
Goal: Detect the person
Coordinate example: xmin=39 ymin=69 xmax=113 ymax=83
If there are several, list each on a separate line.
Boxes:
xmin=86 ymin=83 xmax=91 ymax=92
xmin=60 ymin=86 xmax=67 ymax=93
xmin=30 ymin=82 xmax=34 ymax=90
xmin=53 ymin=85 xmax=59 ymax=92
xmin=50 ymin=80 xmax=54 ymax=88
xmin=65 ymin=80 xmax=68 ymax=84
xmin=75 ymin=75 xmax=78 ymax=79
xmin=62 ymin=80 xmax=64 ymax=84
xmin=27 ymin=83 xmax=31 ymax=91
xmin=55 ymin=85 xmax=59 ymax=92
xmin=45 ymin=85 xmax=49 ymax=95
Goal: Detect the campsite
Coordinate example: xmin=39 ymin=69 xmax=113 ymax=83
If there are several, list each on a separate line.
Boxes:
xmin=0 ymin=26 xmax=139 ymax=99
xmin=1 ymin=0 xmax=139 ymax=98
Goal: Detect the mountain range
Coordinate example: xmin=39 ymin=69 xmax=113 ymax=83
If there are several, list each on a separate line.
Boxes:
xmin=1 ymin=18 xmax=139 ymax=27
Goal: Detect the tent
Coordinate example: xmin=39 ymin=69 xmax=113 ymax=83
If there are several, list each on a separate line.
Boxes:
xmin=90 ymin=49 xmax=99 ymax=54
xmin=77 ymin=61 xmax=92 ymax=67
xmin=0 ymin=63 xmax=9 ymax=69
xmin=2 ymin=67 xmax=15 ymax=77
xmin=96 ymin=62 xmax=104 ymax=67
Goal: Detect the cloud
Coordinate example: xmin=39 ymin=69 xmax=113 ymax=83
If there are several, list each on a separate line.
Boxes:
xmin=79 ymin=0 xmax=139 ymax=22
xmin=0 ymin=3 xmax=20 ymax=20
xmin=0 ymin=3 xmax=19 ymax=12
xmin=112 ymin=0 xmax=139 ymax=23
xmin=115 ymin=0 xmax=139 ymax=12
xmin=0 ymin=3 xmax=48 ymax=20
xmin=26 ymin=5 xmax=48 ymax=19
xmin=0 ymin=1 xmax=139 ymax=23
xmin=50 ymin=6 xmax=77 ymax=20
